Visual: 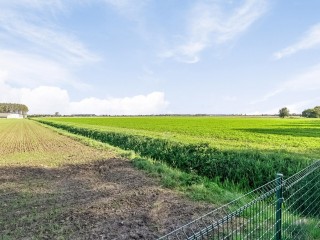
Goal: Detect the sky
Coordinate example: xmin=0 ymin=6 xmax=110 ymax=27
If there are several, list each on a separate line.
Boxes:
xmin=0 ymin=0 xmax=320 ymax=115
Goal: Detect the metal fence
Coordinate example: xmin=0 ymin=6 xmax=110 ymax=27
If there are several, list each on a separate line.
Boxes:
xmin=158 ymin=160 xmax=320 ymax=240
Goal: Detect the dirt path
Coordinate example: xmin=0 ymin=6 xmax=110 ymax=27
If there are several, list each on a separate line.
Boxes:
xmin=0 ymin=120 xmax=213 ymax=239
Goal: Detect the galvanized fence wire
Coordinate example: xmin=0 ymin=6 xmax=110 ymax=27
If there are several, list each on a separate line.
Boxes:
xmin=158 ymin=160 xmax=320 ymax=240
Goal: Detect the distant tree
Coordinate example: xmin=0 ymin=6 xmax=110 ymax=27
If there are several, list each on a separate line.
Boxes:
xmin=302 ymin=108 xmax=313 ymax=118
xmin=302 ymin=106 xmax=320 ymax=118
xmin=314 ymin=106 xmax=320 ymax=117
xmin=0 ymin=103 xmax=29 ymax=115
xmin=279 ymin=107 xmax=290 ymax=118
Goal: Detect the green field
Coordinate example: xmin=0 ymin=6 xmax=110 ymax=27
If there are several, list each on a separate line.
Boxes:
xmin=36 ymin=117 xmax=320 ymax=189
xmin=38 ymin=116 xmax=320 ymax=153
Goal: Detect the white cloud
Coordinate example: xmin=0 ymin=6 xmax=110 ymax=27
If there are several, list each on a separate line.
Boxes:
xmin=0 ymin=79 xmax=169 ymax=115
xmin=163 ymin=0 xmax=268 ymax=63
xmin=21 ymin=87 xmax=70 ymax=114
xmin=0 ymin=84 xmax=70 ymax=114
xmin=274 ymin=23 xmax=320 ymax=60
xmin=70 ymin=92 xmax=169 ymax=115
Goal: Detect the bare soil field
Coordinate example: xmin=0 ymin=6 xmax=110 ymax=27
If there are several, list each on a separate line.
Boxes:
xmin=0 ymin=120 xmax=213 ymax=239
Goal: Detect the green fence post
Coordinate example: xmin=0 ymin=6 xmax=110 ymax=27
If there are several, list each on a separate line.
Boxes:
xmin=275 ymin=173 xmax=283 ymax=240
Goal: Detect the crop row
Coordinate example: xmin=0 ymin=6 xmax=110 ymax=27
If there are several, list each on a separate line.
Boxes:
xmin=39 ymin=117 xmax=320 ymax=158
xmin=36 ymin=119 xmax=312 ymax=189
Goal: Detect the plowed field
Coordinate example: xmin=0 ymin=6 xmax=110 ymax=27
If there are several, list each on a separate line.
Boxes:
xmin=0 ymin=120 xmax=212 ymax=239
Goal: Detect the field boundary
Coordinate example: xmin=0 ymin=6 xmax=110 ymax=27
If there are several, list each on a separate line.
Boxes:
xmin=158 ymin=160 xmax=320 ymax=239
xmin=33 ymin=119 xmax=310 ymax=190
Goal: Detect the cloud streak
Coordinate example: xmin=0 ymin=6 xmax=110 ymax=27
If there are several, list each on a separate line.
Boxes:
xmin=102 ymin=0 xmax=149 ymax=19
xmin=0 ymin=3 xmax=99 ymax=65
xmin=0 ymin=50 xmax=85 ymax=89
xmin=163 ymin=0 xmax=268 ymax=63
xmin=274 ymin=23 xmax=320 ymax=59
xmin=0 ymin=0 xmax=64 ymax=11
xmin=253 ymin=63 xmax=320 ymax=103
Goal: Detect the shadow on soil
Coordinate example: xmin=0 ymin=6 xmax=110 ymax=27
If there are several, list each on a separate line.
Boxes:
xmin=0 ymin=159 xmax=212 ymax=239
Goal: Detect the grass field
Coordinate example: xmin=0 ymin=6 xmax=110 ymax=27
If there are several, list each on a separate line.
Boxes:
xmin=38 ymin=116 xmax=320 ymax=155
xmin=36 ymin=116 xmax=320 ymax=189
xmin=1 ymin=119 xmax=218 ymax=239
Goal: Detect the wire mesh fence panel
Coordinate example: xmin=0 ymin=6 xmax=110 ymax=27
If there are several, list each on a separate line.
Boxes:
xmin=158 ymin=160 xmax=320 ymax=240
xmin=282 ymin=161 xmax=320 ymax=240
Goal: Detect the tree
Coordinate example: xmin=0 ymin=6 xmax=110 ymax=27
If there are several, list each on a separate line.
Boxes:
xmin=302 ymin=108 xmax=313 ymax=118
xmin=302 ymin=106 xmax=320 ymax=118
xmin=0 ymin=103 xmax=29 ymax=115
xmin=314 ymin=106 xmax=320 ymax=117
xmin=279 ymin=107 xmax=290 ymax=118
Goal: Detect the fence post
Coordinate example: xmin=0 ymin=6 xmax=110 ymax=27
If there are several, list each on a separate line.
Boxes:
xmin=275 ymin=173 xmax=283 ymax=240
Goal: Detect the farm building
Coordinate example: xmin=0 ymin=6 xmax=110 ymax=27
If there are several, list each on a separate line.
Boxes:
xmin=0 ymin=113 xmax=24 ymax=119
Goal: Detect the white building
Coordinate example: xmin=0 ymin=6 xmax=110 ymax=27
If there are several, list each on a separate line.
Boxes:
xmin=0 ymin=113 xmax=24 ymax=119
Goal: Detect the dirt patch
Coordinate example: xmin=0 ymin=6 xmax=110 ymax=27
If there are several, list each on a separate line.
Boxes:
xmin=1 ymin=159 xmax=214 ymax=239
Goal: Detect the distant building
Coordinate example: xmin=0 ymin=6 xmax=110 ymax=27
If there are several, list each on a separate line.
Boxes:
xmin=0 ymin=113 xmax=24 ymax=119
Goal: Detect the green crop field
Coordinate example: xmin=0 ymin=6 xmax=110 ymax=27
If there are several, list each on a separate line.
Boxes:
xmin=36 ymin=116 xmax=320 ymax=189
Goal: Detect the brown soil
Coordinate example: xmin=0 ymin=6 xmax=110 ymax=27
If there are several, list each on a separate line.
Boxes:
xmin=0 ymin=120 xmax=214 ymax=239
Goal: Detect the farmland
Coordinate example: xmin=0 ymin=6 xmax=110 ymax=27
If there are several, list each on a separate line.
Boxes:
xmin=0 ymin=119 xmax=215 ymax=239
xmin=36 ymin=116 xmax=320 ymax=189
xmin=38 ymin=116 xmax=320 ymax=153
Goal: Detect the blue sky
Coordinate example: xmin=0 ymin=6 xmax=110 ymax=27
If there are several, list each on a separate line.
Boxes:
xmin=0 ymin=0 xmax=320 ymax=115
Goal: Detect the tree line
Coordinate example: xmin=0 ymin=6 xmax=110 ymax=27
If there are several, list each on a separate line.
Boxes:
xmin=279 ymin=106 xmax=320 ymax=118
xmin=0 ymin=103 xmax=29 ymax=115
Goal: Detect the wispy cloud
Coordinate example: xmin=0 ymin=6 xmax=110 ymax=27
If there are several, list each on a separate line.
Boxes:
xmin=0 ymin=0 xmax=64 ymax=10
xmin=162 ymin=0 xmax=268 ymax=63
xmin=286 ymin=98 xmax=320 ymax=113
xmin=249 ymin=97 xmax=320 ymax=115
xmin=274 ymin=23 xmax=320 ymax=60
xmin=102 ymin=0 xmax=149 ymax=19
xmin=253 ymin=63 xmax=320 ymax=103
xmin=0 ymin=49 xmax=92 ymax=93
xmin=0 ymin=2 xmax=99 ymax=64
